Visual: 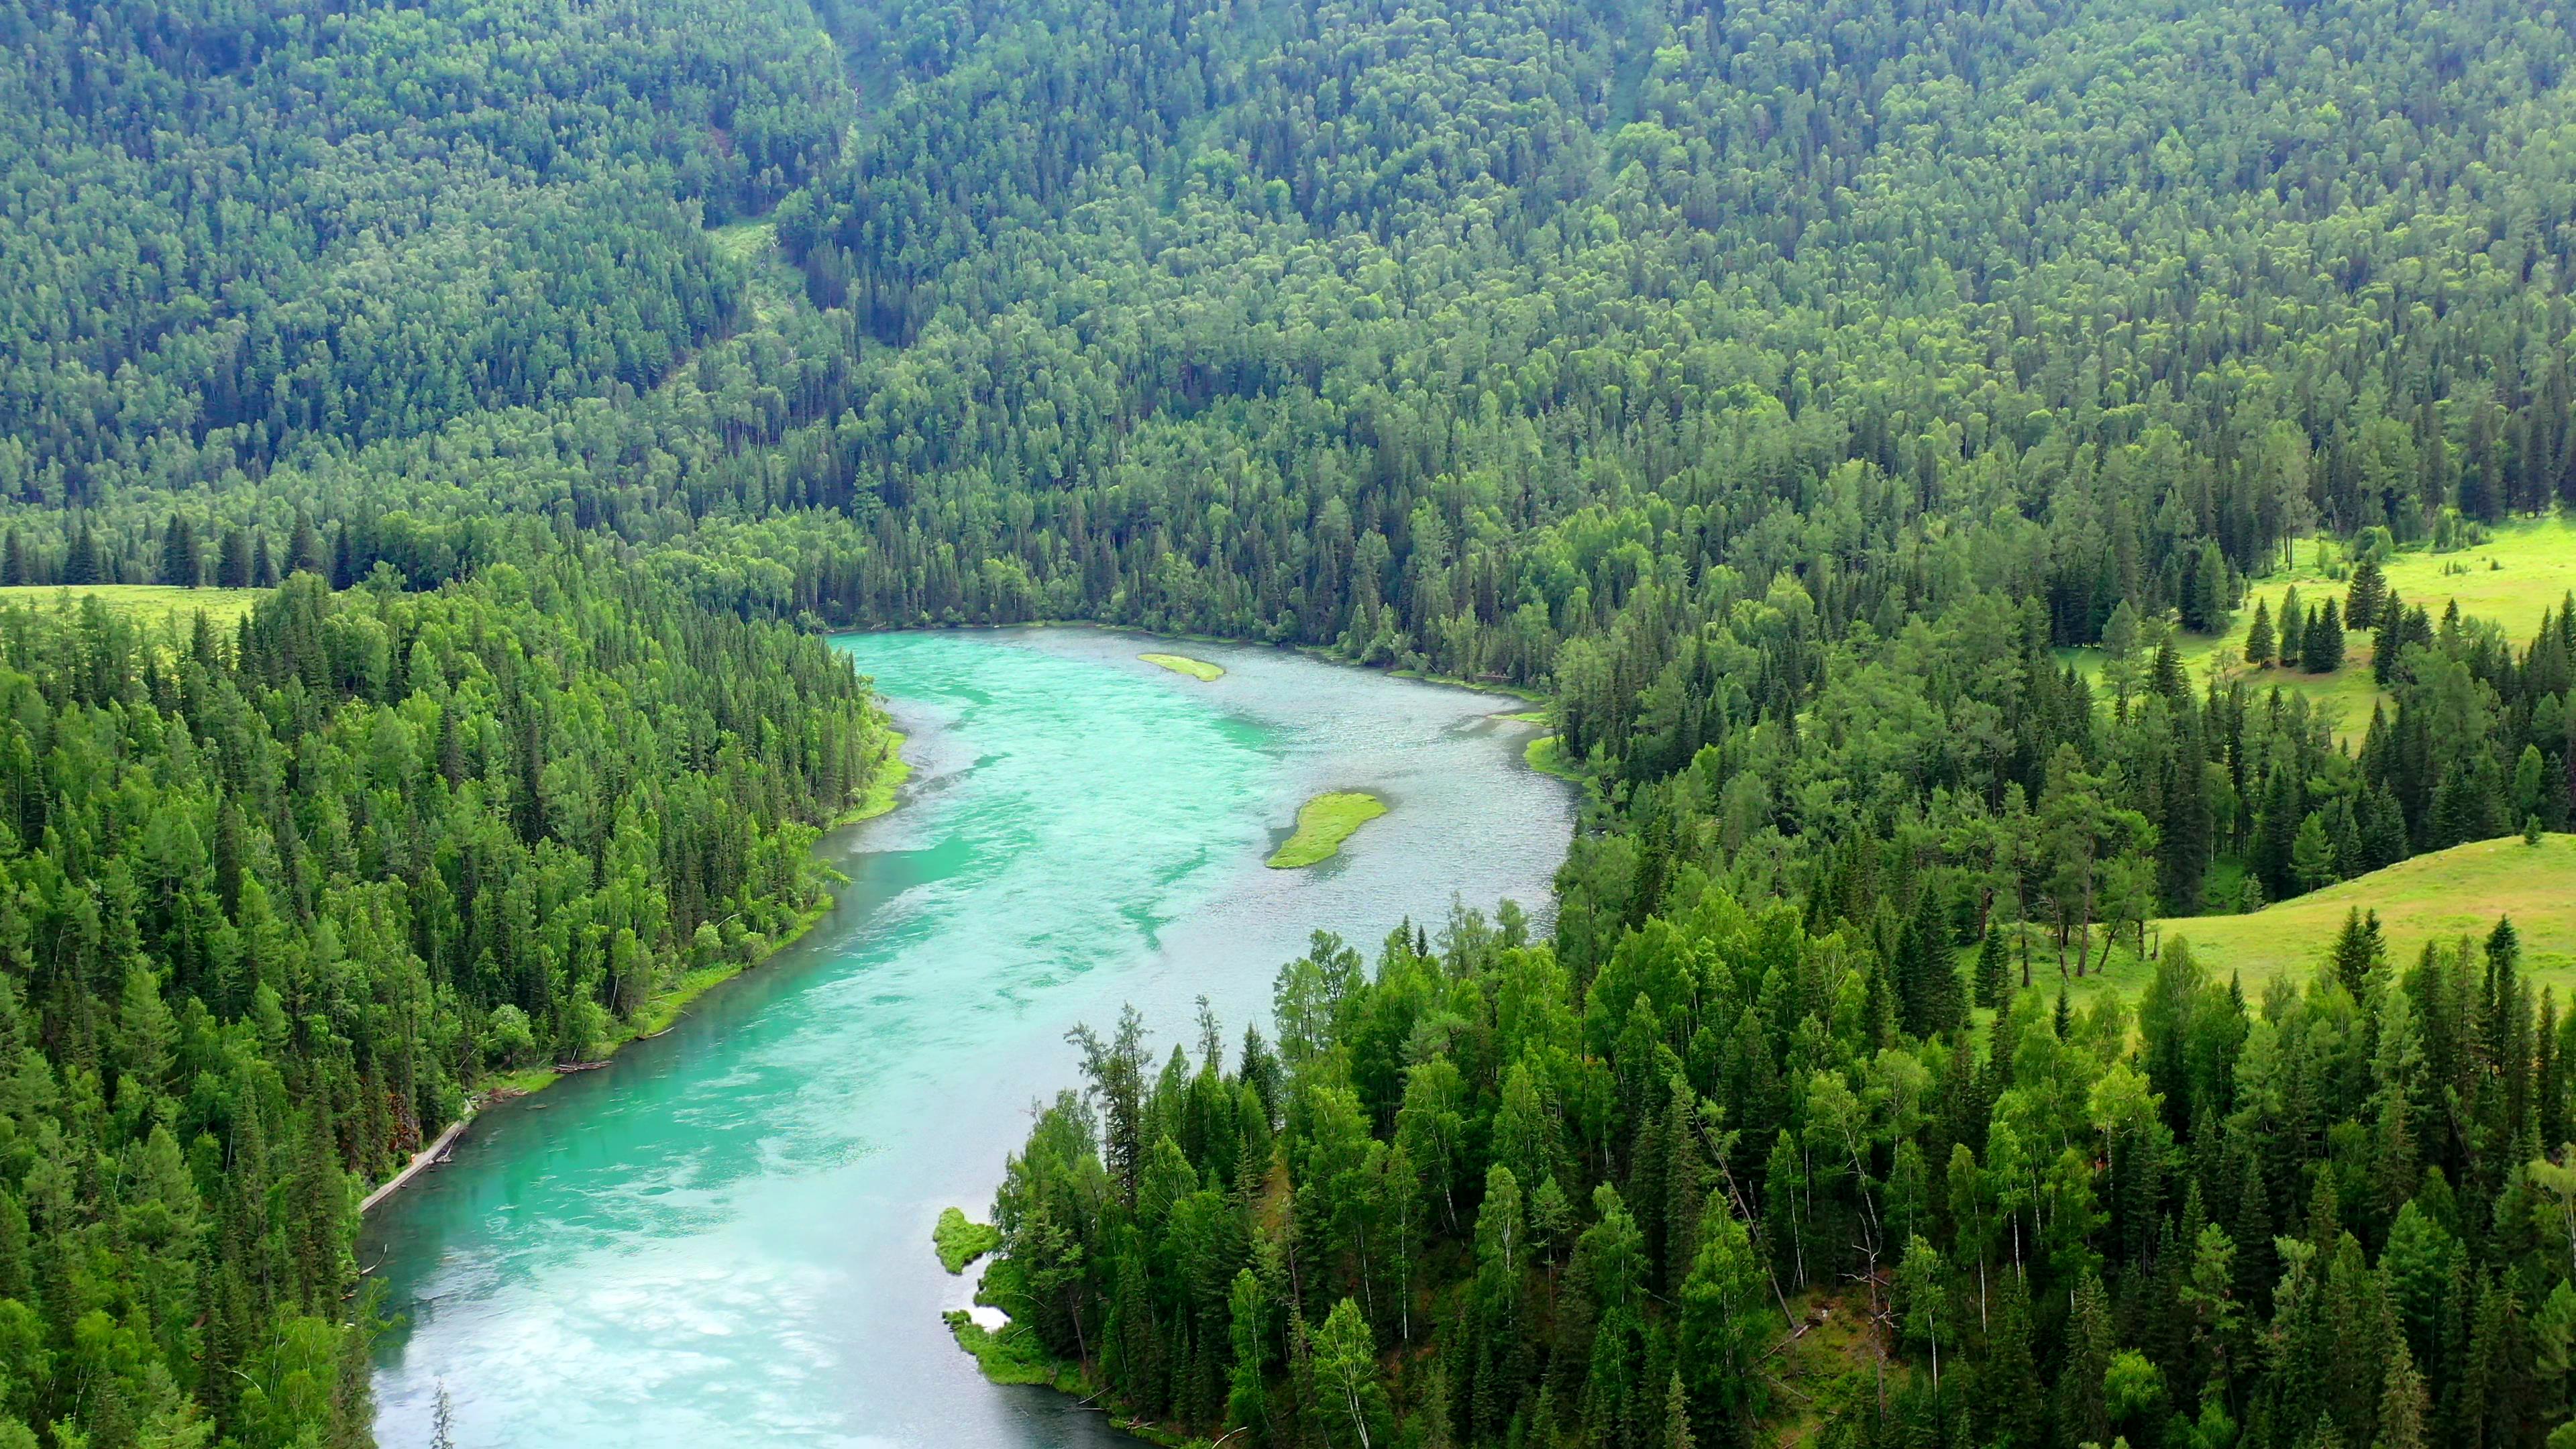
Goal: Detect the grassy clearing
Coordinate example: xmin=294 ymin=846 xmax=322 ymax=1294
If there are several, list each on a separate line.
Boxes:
xmin=2160 ymin=833 xmax=2576 ymax=1000
xmin=1978 ymin=835 xmax=2576 ymax=1016
xmin=0 ymin=584 xmax=267 ymax=637
xmin=702 ymin=217 xmax=805 ymax=325
xmin=934 ymin=1207 xmax=1001 ymax=1275
xmin=1765 ymin=1289 xmax=1880 ymax=1447
xmin=2378 ymin=515 xmax=2576 ymax=637
xmin=480 ymin=1067 xmax=561 ymax=1100
xmin=2059 ymin=518 xmax=2576 ymax=743
xmin=839 ymin=729 xmax=911 ymax=824
xmin=1140 ymin=651 xmax=1224 ymax=681
xmin=1267 ymin=792 xmax=1387 ymax=868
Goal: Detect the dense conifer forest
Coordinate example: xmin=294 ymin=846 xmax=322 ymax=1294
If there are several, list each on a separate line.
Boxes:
xmin=10 ymin=0 xmax=2576 ymax=1442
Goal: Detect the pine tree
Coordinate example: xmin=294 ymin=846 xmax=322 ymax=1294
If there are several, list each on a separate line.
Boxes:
xmin=160 ymin=514 xmax=199 ymax=586
xmin=2150 ymin=637 xmax=2186 ymax=702
xmin=1974 ymin=926 xmax=2010 ymax=1010
xmin=2282 ymin=586 xmax=2308 ymax=663
xmin=2331 ymin=908 xmax=2385 ymax=998
xmin=2304 ymin=596 xmax=2345 ymax=672
xmin=2055 ymin=1270 xmax=2115 ymax=1449
xmin=288 ymin=510 xmax=327 ymax=578
xmin=2349 ymin=555 xmax=2387 ymax=637
xmin=2376 ymin=1335 xmax=2426 ymax=1449
xmin=1662 ymin=1371 xmax=1693 ymax=1449
xmin=2292 ymin=812 xmax=2339 ymax=894
xmin=218 ymin=528 xmax=251 ymax=589
xmin=62 ymin=519 xmax=99 ymax=586
xmin=2246 ymin=598 xmax=2275 ymax=667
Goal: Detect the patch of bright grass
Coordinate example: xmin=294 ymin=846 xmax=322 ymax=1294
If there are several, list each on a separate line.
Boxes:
xmin=1140 ymin=651 xmax=1224 ymax=682
xmin=1266 ymin=792 xmax=1387 ymax=868
xmin=0 ymin=584 xmax=268 ymax=639
xmin=481 ymin=1068 xmax=560 ymax=1100
xmin=2157 ymin=834 xmax=2576 ymax=1001
xmin=2060 ymin=519 xmax=2576 ymax=745
xmin=934 ymin=1207 xmax=1001 ymax=1275
xmin=1524 ymin=735 xmax=1581 ymax=782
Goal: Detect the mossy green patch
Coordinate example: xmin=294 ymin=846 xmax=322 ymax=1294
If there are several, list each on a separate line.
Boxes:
xmin=1140 ymin=651 xmax=1224 ymax=682
xmin=934 ymin=1207 xmax=1000 ymax=1275
xmin=1267 ymin=792 xmax=1387 ymax=868
xmin=482 ymin=1067 xmax=561 ymax=1099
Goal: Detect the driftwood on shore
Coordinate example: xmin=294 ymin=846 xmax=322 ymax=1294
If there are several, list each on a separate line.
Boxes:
xmin=360 ymin=1114 xmax=475 ymax=1214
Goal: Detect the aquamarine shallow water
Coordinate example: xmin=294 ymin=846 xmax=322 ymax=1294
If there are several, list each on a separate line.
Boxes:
xmin=362 ymin=629 xmax=1574 ymax=1447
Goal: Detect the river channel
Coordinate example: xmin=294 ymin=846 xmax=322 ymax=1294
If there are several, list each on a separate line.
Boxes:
xmin=362 ymin=628 xmax=1575 ymax=1446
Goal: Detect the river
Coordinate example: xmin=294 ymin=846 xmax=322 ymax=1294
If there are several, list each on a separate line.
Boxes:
xmin=360 ymin=627 xmax=1575 ymax=1447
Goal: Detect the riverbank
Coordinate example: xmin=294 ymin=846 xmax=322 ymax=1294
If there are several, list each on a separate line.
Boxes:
xmin=357 ymin=729 xmax=913 ymax=1215
xmin=842 ymin=728 xmax=913 ymax=823
xmin=826 ymin=618 xmax=1550 ymax=706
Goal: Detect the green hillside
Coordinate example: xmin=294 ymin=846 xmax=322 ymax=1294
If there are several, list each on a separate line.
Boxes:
xmin=2014 ymin=835 xmax=2576 ymax=1012
xmin=2163 ymin=834 xmax=2576 ymax=994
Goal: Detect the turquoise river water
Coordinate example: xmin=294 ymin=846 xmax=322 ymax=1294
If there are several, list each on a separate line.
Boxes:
xmin=360 ymin=628 xmax=1575 ymax=1447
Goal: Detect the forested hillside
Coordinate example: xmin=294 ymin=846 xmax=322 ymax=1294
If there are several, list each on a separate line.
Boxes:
xmin=0 ymin=560 xmax=888 ymax=1446
xmin=9 ymin=0 xmax=2576 ymax=1443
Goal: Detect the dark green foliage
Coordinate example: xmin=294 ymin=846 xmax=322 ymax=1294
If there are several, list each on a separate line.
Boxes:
xmin=0 ymin=561 xmax=890 ymax=1444
xmin=984 ymin=869 xmax=2576 ymax=1448
xmin=2304 ymin=596 xmax=2347 ymax=673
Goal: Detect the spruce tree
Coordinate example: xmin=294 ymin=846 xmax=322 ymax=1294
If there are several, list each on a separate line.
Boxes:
xmin=1973 ymin=926 xmax=2009 ymax=1010
xmin=160 ymin=514 xmax=198 ymax=586
xmin=2245 ymin=598 xmax=2275 ymax=667
xmin=2348 ymin=555 xmax=2387 ymax=635
xmin=2303 ymin=596 xmax=2345 ymax=672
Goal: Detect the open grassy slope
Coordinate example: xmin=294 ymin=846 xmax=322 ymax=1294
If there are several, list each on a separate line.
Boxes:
xmin=2161 ymin=833 xmax=2576 ymax=996
xmin=2004 ymin=835 xmax=2576 ymax=1014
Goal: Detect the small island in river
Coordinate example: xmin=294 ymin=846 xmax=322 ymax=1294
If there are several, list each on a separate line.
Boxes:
xmin=1266 ymin=791 xmax=1387 ymax=868
xmin=1140 ymin=651 xmax=1224 ymax=681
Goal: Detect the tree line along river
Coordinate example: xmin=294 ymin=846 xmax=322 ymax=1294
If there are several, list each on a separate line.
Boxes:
xmin=359 ymin=629 xmax=1577 ymax=1448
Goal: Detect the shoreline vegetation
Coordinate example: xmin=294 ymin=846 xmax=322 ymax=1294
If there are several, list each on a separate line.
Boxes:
xmin=1265 ymin=791 xmax=1388 ymax=868
xmin=841 ymin=729 xmax=912 ymax=823
xmin=1140 ymin=651 xmax=1225 ymax=681
xmin=934 ymin=1208 xmax=1002 ymax=1275
xmin=361 ymin=729 xmax=914 ymax=1214
xmin=1523 ymin=734 xmax=1580 ymax=782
